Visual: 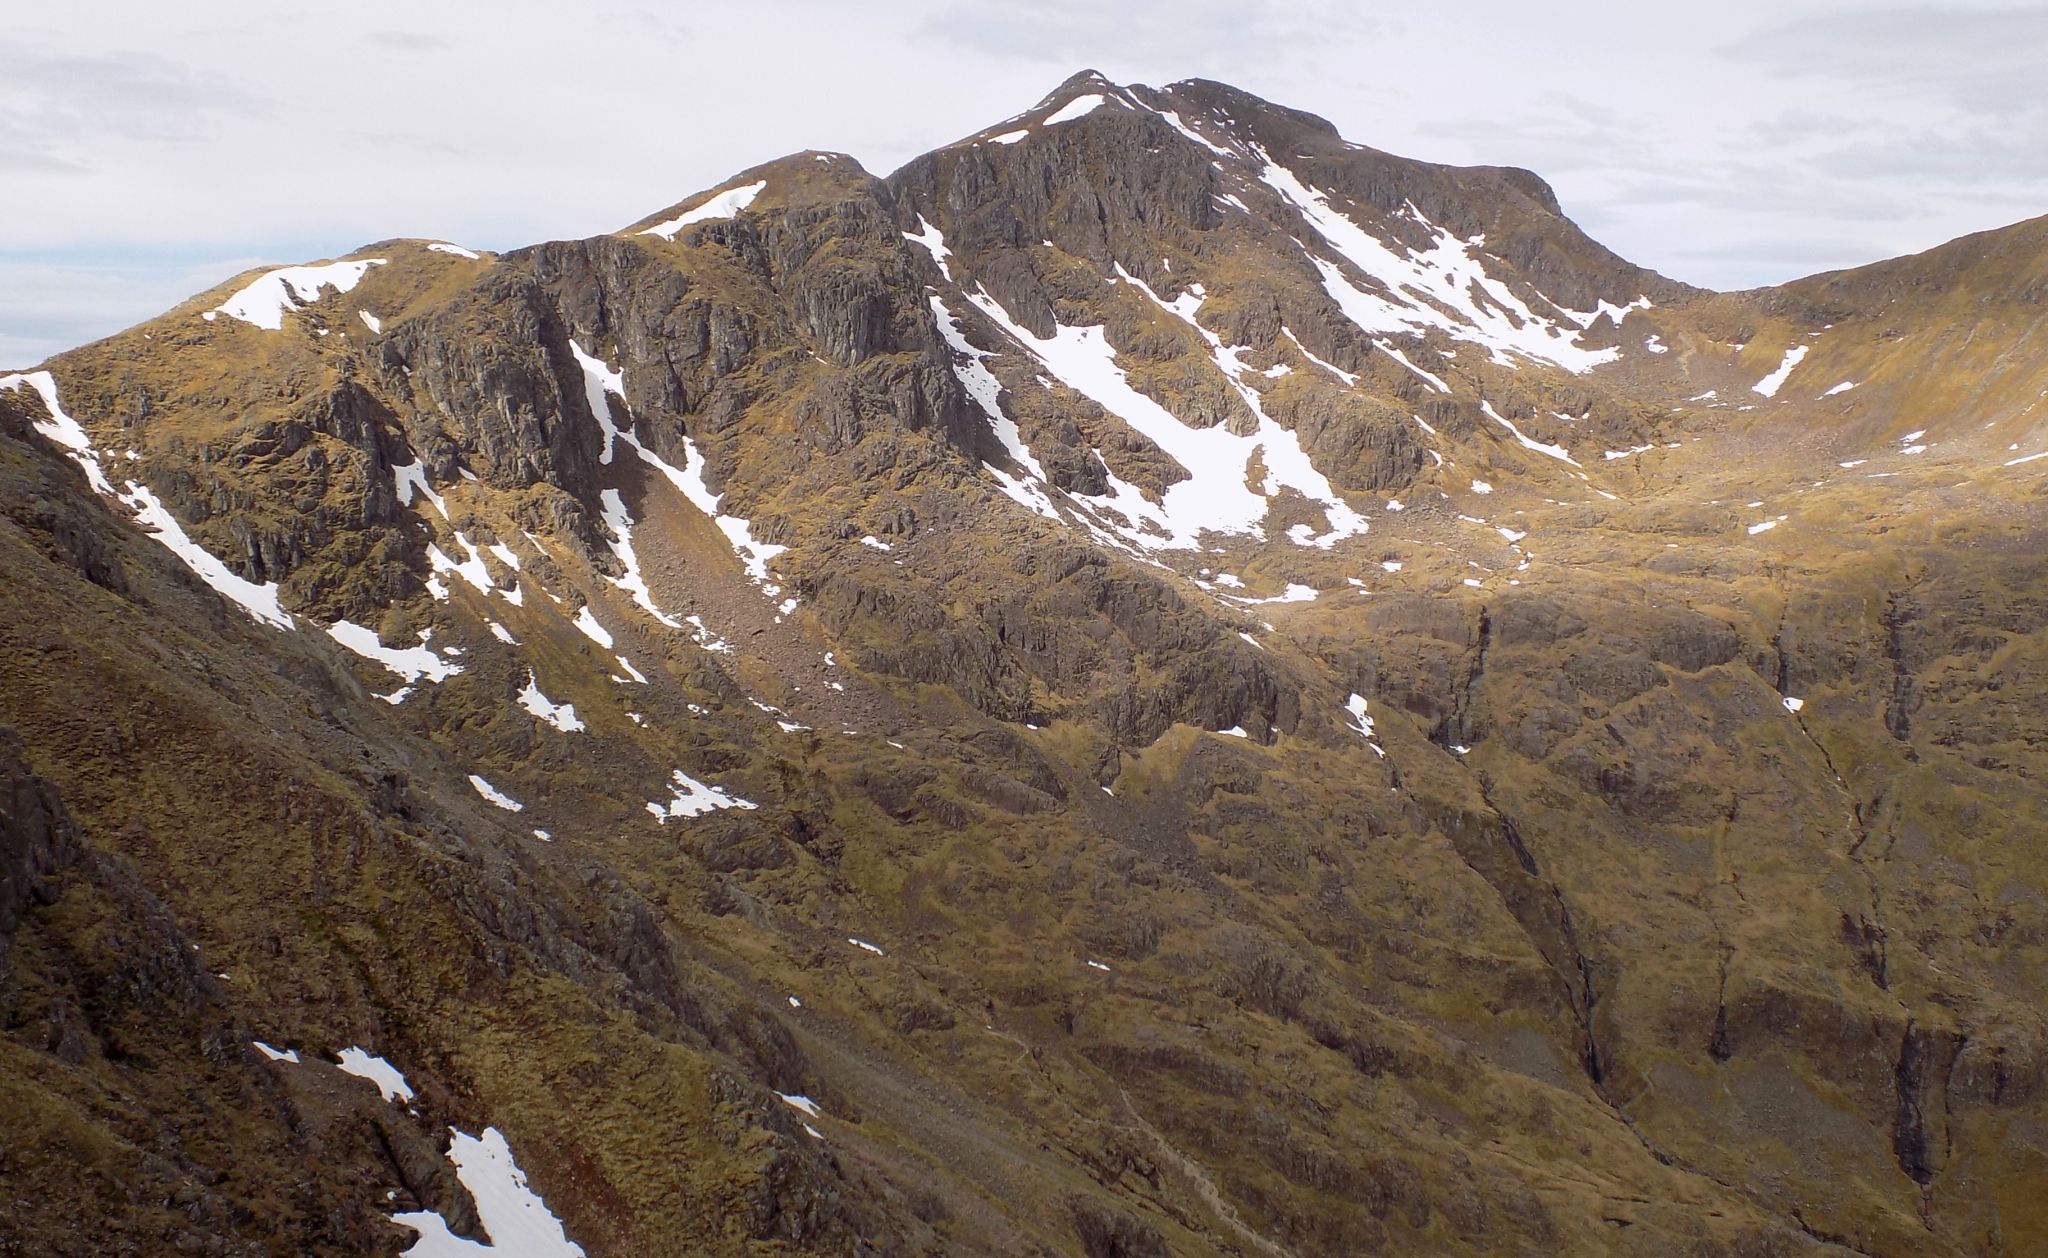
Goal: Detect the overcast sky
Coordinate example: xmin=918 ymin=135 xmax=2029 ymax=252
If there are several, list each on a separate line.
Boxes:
xmin=6 ymin=0 xmax=2046 ymax=366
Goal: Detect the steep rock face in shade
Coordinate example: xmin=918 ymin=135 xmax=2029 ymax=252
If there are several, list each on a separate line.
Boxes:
xmin=5 ymin=69 xmax=2048 ymax=1256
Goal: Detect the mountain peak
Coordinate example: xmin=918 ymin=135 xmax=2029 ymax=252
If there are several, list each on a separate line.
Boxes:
xmin=1041 ymin=67 xmax=1122 ymax=102
xmin=951 ymin=72 xmax=1353 ymax=176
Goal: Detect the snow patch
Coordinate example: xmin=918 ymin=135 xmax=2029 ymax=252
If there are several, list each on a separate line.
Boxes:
xmin=1751 ymin=345 xmax=1809 ymax=398
xmin=336 ymin=1047 xmax=415 ymax=1103
xmin=1 ymin=371 xmax=113 ymax=493
xmin=1281 ymin=329 xmax=1358 ymax=385
xmin=393 ymin=1127 xmax=584 ymax=1258
xmin=123 ymin=483 xmax=295 ymax=629
xmin=3 ymin=375 xmax=253 ymax=628
xmin=928 ymin=294 xmax=1063 ymax=522
xmin=1120 ymin=267 xmax=1371 ymax=548
xmin=1155 ymin=109 xmax=1234 ymax=157
xmin=1220 ymin=582 xmax=1318 ymax=606
xmin=1254 ymin=157 xmax=1623 ymax=373
xmin=392 ymin=461 xmax=449 ymax=519
xmin=1375 ymin=341 xmax=1450 ymax=393
xmin=1345 ymin=694 xmax=1387 ymax=755
xmin=974 ymin=274 xmax=1366 ymax=551
xmin=570 ymin=342 xmax=786 ymax=594
xmin=212 ymin=260 xmax=386 ymax=330
xmin=328 ymin=621 xmax=462 ymax=684
xmin=901 ymin=215 xmax=953 ymax=279
xmin=597 ymin=488 xmax=684 ymax=627
xmin=1344 ymin=694 xmax=1375 ymax=738
xmin=427 ymin=536 xmax=493 ymax=595
xmin=641 ymin=180 xmax=766 ymax=241
xmin=468 ymin=775 xmax=524 ymax=813
xmin=1044 ymin=93 xmax=1107 ymax=124
xmin=517 ymin=672 xmax=585 ymax=733
xmin=646 ymin=770 xmax=757 ymax=822
xmin=684 ymin=614 xmax=732 ymax=655
xmin=572 ymin=606 xmax=613 ymax=649
xmin=1480 ymin=399 xmax=1579 ymax=467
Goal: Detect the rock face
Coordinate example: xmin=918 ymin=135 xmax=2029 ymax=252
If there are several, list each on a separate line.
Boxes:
xmin=4 ymin=69 xmax=2048 ymax=1256
xmin=0 ymin=728 xmax=80 ymax=966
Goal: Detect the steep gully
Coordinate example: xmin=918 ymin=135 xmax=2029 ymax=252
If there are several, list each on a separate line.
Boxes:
xmin=1771 ymin=583 xmax=1954 ymax=1230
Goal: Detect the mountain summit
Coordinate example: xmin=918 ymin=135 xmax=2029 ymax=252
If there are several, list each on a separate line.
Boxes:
xmin=3 ymin=72 xmax=2047 ymax=1256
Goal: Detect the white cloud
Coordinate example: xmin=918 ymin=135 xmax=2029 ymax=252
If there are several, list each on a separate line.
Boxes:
xmin=0 ymin=251 xmax=266 ymax=368
xmin=6 ymin=0 xmax=2047 ymax=356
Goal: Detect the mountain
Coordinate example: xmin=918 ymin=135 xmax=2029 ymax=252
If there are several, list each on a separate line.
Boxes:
xmin=4 ymin=68 xmax=2047 ymax=1256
